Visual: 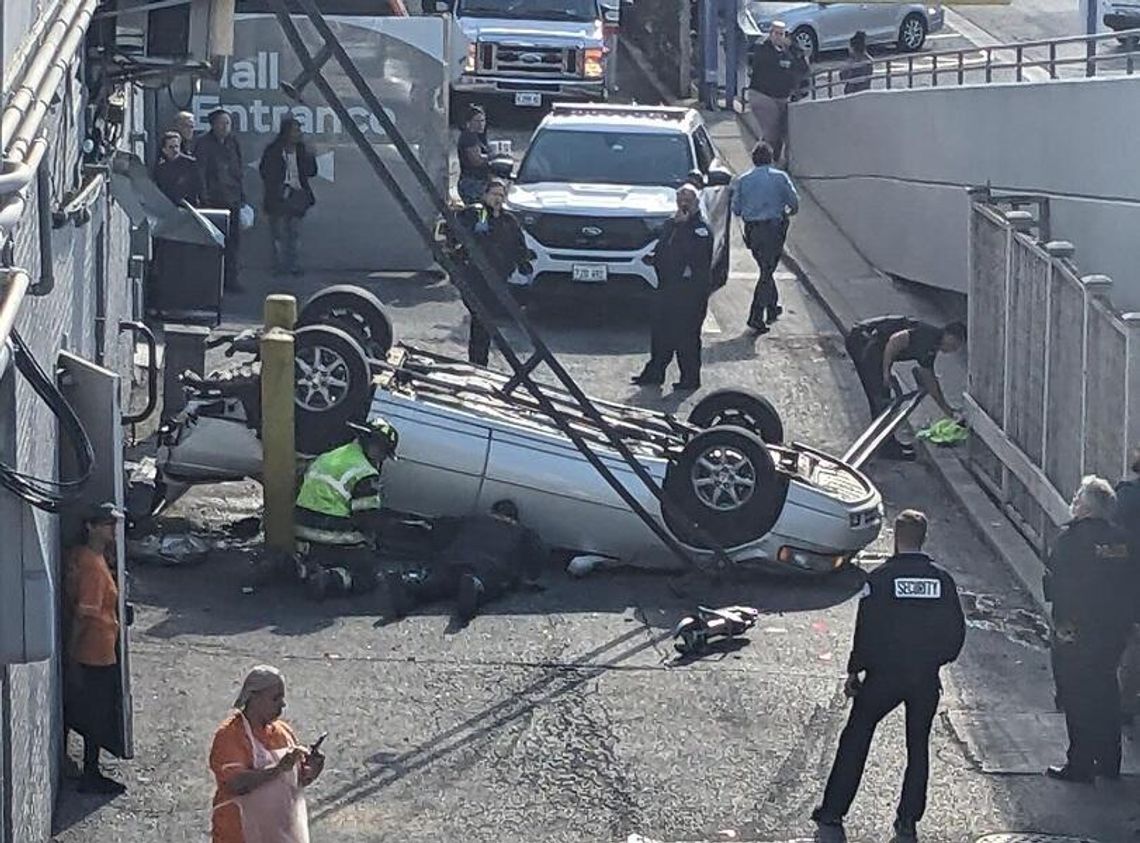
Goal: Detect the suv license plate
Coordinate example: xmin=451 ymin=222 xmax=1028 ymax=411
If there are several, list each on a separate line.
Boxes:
xmin=514 ymin=92 xmax=542 ymax=107
xmin=572 ymin=264 xmax=608 ymax=282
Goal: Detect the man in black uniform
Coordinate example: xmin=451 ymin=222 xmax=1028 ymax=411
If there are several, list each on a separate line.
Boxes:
xmin=813 ymin=509 xmax=965 ymax=841
xmin=450 ymin=178 xmax=532 ymax=366
xmin=1044 ymin=475 xmax=1138 ymax=782
xmin=384 ymin=499 xmax=548 ymax=622
xmin=844 ymin=315 xmax=966 ymax=460
xmin=631 ymin=184 xmax=713 ymax=391
xmin=1114 ymin=447 xmax=1140 ymax=724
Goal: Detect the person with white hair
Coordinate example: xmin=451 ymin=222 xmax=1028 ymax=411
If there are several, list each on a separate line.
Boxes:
xmin=746 ymin=20 xmax=809 ymax=162
xmin=209 ymin=666 xmax=324 ymax=842
xmin=631 ymin=183 xmax=713 ymax=391
xmin=1043 ymin=475 xmax=1136 ymax=783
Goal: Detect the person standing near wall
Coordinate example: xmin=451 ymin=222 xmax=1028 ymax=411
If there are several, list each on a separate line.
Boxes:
xmin=746 ymin=21 xmax=809 ymax=162
xmin=730 ymin=141 xmax=798 ymax=333
xmin=174 ymin=110 xmax=198 ymax=154
xmin=456 ymin=104 xmax=492 ymax=206
xmin=1043 ymin=476 xmax=1137 ymax=782
xmin=259 ymin=117 xmax=317 ymax=277
xmin=154 ymin=130 xmax=204 ymax=206
xmin=195 ymin=108 xmax=247 ymax=293
xmin=63 ymin=503 xmax=127 ymax=795
xmin=840 ymin=31 xmax=873 ymax=94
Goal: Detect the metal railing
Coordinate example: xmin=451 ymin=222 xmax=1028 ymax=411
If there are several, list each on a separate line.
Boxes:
xmin=809 ymin=26 xmax=1140 ymax=99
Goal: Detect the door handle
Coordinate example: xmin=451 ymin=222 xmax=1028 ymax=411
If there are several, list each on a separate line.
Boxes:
xmin=119 ymin=321 xmax=158 ymax=425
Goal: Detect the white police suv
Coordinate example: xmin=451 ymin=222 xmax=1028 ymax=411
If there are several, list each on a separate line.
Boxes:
xmin=500 ymin=103 xmax=734 ymax=291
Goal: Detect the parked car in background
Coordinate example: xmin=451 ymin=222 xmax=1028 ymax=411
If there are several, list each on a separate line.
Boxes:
xmin=744 ymin=1 xmax=944 ymax=58
xmin=1104 ymin=1 xmax=1140 ymax=47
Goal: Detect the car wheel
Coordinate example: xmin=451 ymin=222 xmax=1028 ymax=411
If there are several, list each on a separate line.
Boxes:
xmin=792 ymin=26 xmax=818 ymax=61
xmin=688 ymin=389 xmax=784 ymax=444
xmin=711 ymin=217 xmax=730 ymax=289
xmin=297 ymin=285 xmax=393 ymax=361
xmin=293 ymin=325 xmax=373 ymax=455
xmin=663 ymin=426 xmax=780 ymax=549
xmin=898 ymin=14 xmax=927 ymax=52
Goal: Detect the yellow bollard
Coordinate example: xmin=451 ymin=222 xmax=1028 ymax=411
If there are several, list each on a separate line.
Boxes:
xmin=261 ymin=294 xmax=297 ymax=553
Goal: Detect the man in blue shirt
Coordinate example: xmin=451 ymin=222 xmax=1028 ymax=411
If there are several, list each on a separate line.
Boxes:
xmin=731 ymin=141 xmax=799 ymax=333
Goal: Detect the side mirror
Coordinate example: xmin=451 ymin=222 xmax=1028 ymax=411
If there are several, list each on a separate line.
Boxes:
xmin=706 ymin=167 xmax=732 ymax=187
xmin=604 ymin=8 xmax=620 ymax=23
xmin=489 ymin=156 xmax=515 ymax=179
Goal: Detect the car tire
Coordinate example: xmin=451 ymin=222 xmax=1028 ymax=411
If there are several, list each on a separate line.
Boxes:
xmin=293 ymin=325 xmax=373 ymax=455
xmin=711 ymin=217 xmax=730 ymax=289
xmin=688 ymin=389 xmax=784 ymax=444
xmin=662 ymin=426 xmax=781 ymax=549
xmin=792 ymin=26 xmax=818 ymax=61
xmin=297 ymin=285 xmax=394 ymax=361
xmin=898 ymin=13 xmax=927 ymax=52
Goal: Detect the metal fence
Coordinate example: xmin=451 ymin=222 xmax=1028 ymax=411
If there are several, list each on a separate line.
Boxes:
xmin=809 ymin=27 xmax=1140 ymax=99
xmin=965 ymin=191 xmax=1140 ymax=551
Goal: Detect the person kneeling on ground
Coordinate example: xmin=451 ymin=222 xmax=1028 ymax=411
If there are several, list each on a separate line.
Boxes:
xmin=385 ymin=499 xmax=548 ymax=622
xmin=294 ymin=417 xmax=400 ymax=600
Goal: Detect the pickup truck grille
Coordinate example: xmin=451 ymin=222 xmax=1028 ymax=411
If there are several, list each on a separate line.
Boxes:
xmin=489 ymin=44 xmax=578 ymax=78
xmin=528 ymin=214 xmax=655 ymax=250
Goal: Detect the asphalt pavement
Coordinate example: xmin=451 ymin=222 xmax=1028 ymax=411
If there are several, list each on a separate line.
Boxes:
xmin=52 ymin=22 xmax=1140 ymax=843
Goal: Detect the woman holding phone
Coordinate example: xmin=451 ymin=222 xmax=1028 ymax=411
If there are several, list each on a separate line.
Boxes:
xmin=209 ymin=665 xmax=325 ymax=843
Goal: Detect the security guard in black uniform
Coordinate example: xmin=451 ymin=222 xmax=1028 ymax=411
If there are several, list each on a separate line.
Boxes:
xmin=631 ymin=184 xmax=713 ymax=391
xmin=1044 ymin=476 xmax=1138 ymax=782
xmin=813 ymin=509 xmax=965 ymax=841
xmin=844 ymin=315 xmax=966 ymax=460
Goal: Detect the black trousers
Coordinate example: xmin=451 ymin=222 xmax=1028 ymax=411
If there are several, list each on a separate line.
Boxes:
xmin=468 ymin=310 xmax=492 ymax=366
xmin=404 ymin=564 xmax=509 ymax=607
xmin=639 ymin=288 xmax=708 ymax=384
xmin=1053 ymin=640 xmax=1124 ymax=775
xmin=66 ymin=663 xmax=121 ymax=769
xmin=224 ymin=205 xmax=242 ymax=290
xmin=819 ymin=672 xmax=941 ymax=823
xmin=745 ymin=219 xmax=788 ymax=326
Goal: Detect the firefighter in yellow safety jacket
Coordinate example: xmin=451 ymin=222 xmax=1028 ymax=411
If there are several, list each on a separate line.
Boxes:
xmin=294 ymin=417 xmax=399 ymax=600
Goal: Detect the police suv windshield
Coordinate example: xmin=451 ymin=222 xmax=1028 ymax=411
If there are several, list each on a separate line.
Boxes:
xmin=516 ymin=129 xmax=695 ymax=187
xmin=456 ymin=0 xmax=598 ymax=21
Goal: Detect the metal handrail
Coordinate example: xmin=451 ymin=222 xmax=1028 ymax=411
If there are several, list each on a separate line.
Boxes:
xmin=808 ymin=26 xmax=1140 ymax=99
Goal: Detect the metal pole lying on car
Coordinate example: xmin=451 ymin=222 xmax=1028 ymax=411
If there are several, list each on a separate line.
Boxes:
xmin=262 ymin=294 xmax=298 ymax=553
xmin=269 ymin=0 xmax=734 ymax=573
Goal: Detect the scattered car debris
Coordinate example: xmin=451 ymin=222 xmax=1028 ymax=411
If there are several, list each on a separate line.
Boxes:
xmin=127 ymin=533 xmax=211 ymax=566
xmin=566 ymin=554 xmax=611 ymax=578
xmin=672 ymin=605 xmax=761 ymax=656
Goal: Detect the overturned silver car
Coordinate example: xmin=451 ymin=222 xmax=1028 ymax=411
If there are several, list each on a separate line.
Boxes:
xmin=156 ymin=287 xmax=915 ymax=573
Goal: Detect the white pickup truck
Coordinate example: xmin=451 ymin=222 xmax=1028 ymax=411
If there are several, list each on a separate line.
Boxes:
xmin=433 ymin=0 xmax=619 ymax=111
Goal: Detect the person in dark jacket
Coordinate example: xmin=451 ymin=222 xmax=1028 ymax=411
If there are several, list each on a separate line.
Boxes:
xmin=259 ymin=117 xmax=318 ymax=277
xmin=813 ymin=509 xmax=965 ymax=841
xmin=747 ymin=21 xmax=810 ymax=161
xmin=449 ymin=178 xmax=532 ymax=366
xmin=1044 ymin=476 xmax=1139 ymax=781
xmin=384 ymin=499 xmax=549 ymax=622
xmin=840 ymin=31 xmax=873 ymax=94
xmin=631 ymin=184 xmax=714 ymax=391
xmin=456 ymin=104 xmax=492 ymax=205
xmin=844 ymin=316 xmax=966 ymax=460
xmin=195 ymin=108 xmax=246 ymax=292
xmin=154 ymin=131 xmax=204 ymax=206
xmin=1115 ymin=447 xmax=1140 ymax=724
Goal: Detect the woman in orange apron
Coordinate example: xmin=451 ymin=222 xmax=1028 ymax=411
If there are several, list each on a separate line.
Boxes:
xmin=209 ymin=666 xmax=324 ymax=843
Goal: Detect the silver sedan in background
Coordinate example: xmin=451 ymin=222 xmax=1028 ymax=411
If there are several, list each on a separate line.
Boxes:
xmin=744 ymin=1 xmax=944 ymax=58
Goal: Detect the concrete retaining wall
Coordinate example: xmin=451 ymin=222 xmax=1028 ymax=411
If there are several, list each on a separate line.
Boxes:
xmin=787 ymin=74 xmax=1140 ymax=311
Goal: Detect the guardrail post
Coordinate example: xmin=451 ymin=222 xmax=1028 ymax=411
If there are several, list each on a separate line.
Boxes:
xmin=261 ymin=294 xmax=298 ymax=554
xmin=1016 ymin=45 xmax=1023 ymax=81
xmin=1086 ymin=37 xmax=1095 ymax=77
xmin=1049 ymin=42 xmax=1057 ymax=78
xmin=985 ymin=48 xmax=993 ymax=82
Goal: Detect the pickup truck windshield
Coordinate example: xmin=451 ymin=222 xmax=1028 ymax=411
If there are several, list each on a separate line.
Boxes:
xmin=517 ymin=130 xmax=694 ymax=186
xmin=456 ymin=0 xmax=598 ymax=22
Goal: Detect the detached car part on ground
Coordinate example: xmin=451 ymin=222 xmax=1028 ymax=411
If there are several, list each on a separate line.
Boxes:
xmin=156 ymin=287 xmax=921 ymax=575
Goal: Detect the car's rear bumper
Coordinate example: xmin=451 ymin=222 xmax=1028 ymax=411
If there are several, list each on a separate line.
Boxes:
xmin=511 ymin=228 xmax=660 ymax=289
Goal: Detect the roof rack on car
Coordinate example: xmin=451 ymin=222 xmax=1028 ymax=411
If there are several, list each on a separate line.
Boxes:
xmin=549 ymin=103 xmax=690 ymax=120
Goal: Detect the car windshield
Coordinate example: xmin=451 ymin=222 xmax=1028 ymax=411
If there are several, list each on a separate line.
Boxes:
xmin=516 ymin=130 xmax=694 ymax=186
xmin=456 ymin=0 xmax=598 ymax=21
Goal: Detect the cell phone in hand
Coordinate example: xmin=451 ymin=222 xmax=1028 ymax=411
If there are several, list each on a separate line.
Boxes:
xmin=311 ymin=732 xmax=328 ymax=752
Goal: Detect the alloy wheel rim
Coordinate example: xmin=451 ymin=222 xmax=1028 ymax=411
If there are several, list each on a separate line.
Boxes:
xmin=691 ymin=445 xmax=757 ymax=511
xmin=904 ymin=20 xmax=924 ymax=48
xmin=295 ymin=345 xmax=351 ymax=411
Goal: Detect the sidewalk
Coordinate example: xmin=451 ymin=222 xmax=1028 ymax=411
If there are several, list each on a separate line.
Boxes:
xmin=705 ymin=106 xmax=1049 ymax=611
